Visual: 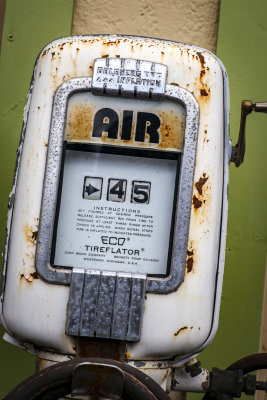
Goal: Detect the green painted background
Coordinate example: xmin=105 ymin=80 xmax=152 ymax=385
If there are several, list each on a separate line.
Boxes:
xmin=0 ymin=0 xmax=74 ymax=397
xmin=188 ymin=0 xmax=267 ymax=398
xmin=0 ymin=0 xmax=267 ymax=398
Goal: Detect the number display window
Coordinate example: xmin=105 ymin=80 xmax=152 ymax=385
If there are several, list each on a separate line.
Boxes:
xmin=107 ymin=179 xmax=127 ymax=202
xmin=131 ymin=181 xmax=151 ymax=205
xmin=83 ymin=177 xmax=103 ymax=200
xmin=52 ymin=144 xmax=180 ymax=276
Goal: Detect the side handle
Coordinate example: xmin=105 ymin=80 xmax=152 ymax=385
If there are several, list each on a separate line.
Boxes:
xmin=231 ymin=100 xmax=267 ymax=167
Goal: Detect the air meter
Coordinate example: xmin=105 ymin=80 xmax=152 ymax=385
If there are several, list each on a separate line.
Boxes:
xmin=0 ymin=36 xmax=229 ymax=383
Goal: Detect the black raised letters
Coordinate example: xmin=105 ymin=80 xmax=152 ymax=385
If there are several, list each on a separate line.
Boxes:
xmin=135 ymin=112 xmax=160 ymax=143
xmin=92 ymin=108 xmax=119 ymax=139
xmin=92 ymin=108 xmax=160 ymax=143
xmin=121 ymin=110 xmax=133 ymax=140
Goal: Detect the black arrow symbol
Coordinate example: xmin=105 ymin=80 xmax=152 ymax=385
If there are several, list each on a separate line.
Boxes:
xmin=85 ymin=183 xmax=100 ymax=196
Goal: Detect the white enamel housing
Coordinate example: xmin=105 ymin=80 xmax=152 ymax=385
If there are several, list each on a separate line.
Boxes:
xmin=0 ymin=35 xmax=229 ymax=364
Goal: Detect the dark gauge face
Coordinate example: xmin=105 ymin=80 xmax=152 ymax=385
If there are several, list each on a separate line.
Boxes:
xmin=51 ymin=92 xmax=185 ymax=276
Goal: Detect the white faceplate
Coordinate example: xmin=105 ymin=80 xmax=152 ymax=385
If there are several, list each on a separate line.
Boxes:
xmin=54 ymin=150 xmax=177 ymax=275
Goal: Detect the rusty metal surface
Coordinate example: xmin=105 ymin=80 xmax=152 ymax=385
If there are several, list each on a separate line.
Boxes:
xmin=77 ymin=337 xmax=125 ymax=361
xmin=71 ymin=362 xmax=125 ymax=399
xmin=172 ymin=365 xmax=210 ymax=393
xmin=1 ymin=35 xmax=228 ymax=363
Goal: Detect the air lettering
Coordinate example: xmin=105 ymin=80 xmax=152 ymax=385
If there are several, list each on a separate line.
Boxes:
xmin=92 ymin=108 xmax=160 ymax=143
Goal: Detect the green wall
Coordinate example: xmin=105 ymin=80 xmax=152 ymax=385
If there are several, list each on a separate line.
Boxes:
xmin=0 ymin=0 xmax=74 ymax=396
xmin=189 ymin=0 xmax=267 ymax=398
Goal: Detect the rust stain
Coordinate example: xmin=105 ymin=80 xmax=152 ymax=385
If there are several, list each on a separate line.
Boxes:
xmin=186 ymin=249 xmax=194 ymax=273
xmin=174 ymin=326 xmax=188 ymax=336
xmin=77 ymin=337 xmax=124 ymax=361
xmin=192 ymin=172 xmax=210 ymax=215
xmin=192 ymin=195 xmax=202 ymax=209
xmin=115 ymin=54 xmax=120 ymax=58
xmin=190 ymin=50 xmax=211 ymax=102
xmin=66 ymin=104 xmax=184 ymax=151
xmin=65 ymin=104 xmax=95 ymax=142
xmin=201 ymin=375 xmax=209 ymax=391
xmin=126 ymin=350 xmax=131 ymax=359
xmin=102 ymin=54 xmax=109 ymax=58
xmin=196 ymin=51 xmax=205 ymax=69
xmin=170 ymin=82 xmax=180 ymax=87
xmin=38 ymin=358 xmax=47 ymax=370
xmin=200 ymin=88 xmax=209 ymax=97
xmin=20 ymin=271 xmax=39 ymax=283
xmin=186 ymin=258 xmax=193 ymax=273
xmin=186 ymin=257 xmax=194 ymax=272
xmin=158 ymin=111 xmax=184 ymax=150
xmin=102 ymin=40 xmax=120 ymax=46
xmin=23 ymin=224 xmax=38 ymax=245
xmin=42 ymin=48 xmax=50 ymax=57
xmin=25 ymin=252 xmax=34 ymax=260
xmin=58 ymin=42 xmax=67 ymax=50
xmin=200 ymin=69 xmax=205 ymax=79
xmin=51 ymin=52 xmax=55 ymax=60
xmin=161 ymin=370 xmax=169 ymax=383
xmin=195 ymin=173 xmax=209 ymax=195
xmin=31 ymin=271 xmax=39 ymax=279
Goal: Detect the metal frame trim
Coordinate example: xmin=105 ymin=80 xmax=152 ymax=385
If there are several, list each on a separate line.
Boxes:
xmin=35 ymin=76 xmax=199 ymax=294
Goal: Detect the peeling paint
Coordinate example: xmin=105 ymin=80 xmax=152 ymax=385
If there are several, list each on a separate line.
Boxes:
xmin=174 ymin=326 xmax=188 ymax=336
xmin=200 ymin=88 xmax=209 ymax=97
xmin=20 ymin=270 xmax=39 ymax=283
xmin=23 ymin=224 xmax=38 ymax=245
xmin=186 ymin=247 xmax=195 ymax=274
xmin=192 ymin=195 xmax=202 ymax=209
xmin=192 ymin=173 xmax=210 ymax=214
xmin=195 ymin=174 xmax=209 ymax=195
xmin=186 ymin=257 xmax=194 ymax=273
